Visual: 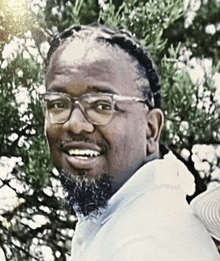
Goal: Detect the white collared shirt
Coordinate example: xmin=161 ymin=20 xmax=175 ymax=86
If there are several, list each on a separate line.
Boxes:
xmin=70 ymin=156 xmax=220 ymax=261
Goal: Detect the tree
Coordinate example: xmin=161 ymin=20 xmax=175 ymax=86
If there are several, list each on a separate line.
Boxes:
xmin=0 ymin=0 xmax=219 ymax=260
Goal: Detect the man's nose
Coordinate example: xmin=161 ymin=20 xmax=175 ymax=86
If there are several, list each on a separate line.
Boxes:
xmin=62 ymin=107 xmax=95 ymax=134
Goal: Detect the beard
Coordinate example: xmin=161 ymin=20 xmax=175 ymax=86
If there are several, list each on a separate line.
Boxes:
xmin=60 ymin=169 xmax=114 ymax=218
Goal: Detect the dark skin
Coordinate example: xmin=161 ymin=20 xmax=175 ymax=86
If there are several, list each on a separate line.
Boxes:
xmin=45 ymin=39 xmax=164 ymax=195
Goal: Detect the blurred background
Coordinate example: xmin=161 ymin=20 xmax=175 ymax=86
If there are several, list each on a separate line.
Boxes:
xmin=0 ymin=0 xmax=220 ymax=260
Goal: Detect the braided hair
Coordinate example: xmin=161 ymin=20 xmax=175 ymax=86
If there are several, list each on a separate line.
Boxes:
xmin=46 ymin=23 xmax=162 ymax=109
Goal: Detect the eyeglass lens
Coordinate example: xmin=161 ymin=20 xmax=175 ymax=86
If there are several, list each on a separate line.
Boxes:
xmin=44 ymin=94 xmax=114 ymax=125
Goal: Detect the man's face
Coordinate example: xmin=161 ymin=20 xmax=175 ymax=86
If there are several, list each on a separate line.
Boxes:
xmin=45 ymin=41 xmax=162 ymax=215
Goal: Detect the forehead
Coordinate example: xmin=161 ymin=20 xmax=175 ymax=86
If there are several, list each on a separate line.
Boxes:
xmin=46 ymin=39 xmax=141 ymax=96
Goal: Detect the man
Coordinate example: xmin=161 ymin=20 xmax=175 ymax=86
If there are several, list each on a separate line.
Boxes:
xmin=40 ymin=23 xmax=220 ymax=260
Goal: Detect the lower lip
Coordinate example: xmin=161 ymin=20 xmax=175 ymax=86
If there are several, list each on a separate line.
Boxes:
xmin=64 ymin=153 xmax=103 ymax=169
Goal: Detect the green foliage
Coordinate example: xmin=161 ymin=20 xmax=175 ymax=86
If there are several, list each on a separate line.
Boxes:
xmin=185 ymin=0 xmax=220 ymax=66
xmin=99 ymin=0 xmax=184 ymax=62
xmin=0 ymin=0 xmax=220 ymax=260
xmin=161 ymin=44 xmax=220 ymax=150
xmin=162 ymin=0 xmax=220 ymax=67
xmin=44 ymin=0 xmax=100 ymax=31
xmin=23 ymin=136 xmax=52 ymax=189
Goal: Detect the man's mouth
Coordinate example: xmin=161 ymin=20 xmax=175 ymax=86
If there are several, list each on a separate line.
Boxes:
xmin=60 ymin=141 xmax=105 ymax=169
xmin=67 ymin=149 xmax=101 ymax=159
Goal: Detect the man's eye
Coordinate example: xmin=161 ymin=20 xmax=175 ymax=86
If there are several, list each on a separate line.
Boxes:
xmin=91 ymin=100 xmax=112 ymax=111
xmin=48 ymin=100 xmax=67 ymax=110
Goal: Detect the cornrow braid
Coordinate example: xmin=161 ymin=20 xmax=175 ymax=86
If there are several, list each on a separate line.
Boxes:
xmin=46 ymin=23 xmax=161 ymax=108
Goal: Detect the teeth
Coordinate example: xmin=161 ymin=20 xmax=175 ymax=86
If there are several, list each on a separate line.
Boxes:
xmin=68 ymin=149 xmax=100 ymax=157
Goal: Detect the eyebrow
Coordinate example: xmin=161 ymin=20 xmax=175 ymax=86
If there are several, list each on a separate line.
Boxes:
xmin=47 ymin=85 xmax=117 ymax=95
xmin=88 ymin=86 xmax=117 ymax=95
xmin=47 ymin=86 xmax=67 ymax=93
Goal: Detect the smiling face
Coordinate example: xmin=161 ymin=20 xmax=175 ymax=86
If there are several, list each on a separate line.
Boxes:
xmin=45 ymin=39 xmax=163 ymax=215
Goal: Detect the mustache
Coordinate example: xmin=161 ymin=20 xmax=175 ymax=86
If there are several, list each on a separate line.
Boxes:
xmin=59 ymin=136 xmax=107 ymax=152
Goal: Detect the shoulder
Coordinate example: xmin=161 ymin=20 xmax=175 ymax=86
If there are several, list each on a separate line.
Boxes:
xmin=101 ymin=186 xmax=220 ymax=260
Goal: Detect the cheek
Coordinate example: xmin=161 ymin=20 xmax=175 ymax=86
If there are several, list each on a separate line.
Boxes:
xmin=103 ymin=119 xmax=146 ymax=160
xmin=45 ymin=122 xmax=61 ymax=149
xmin=45 ymin=125 xmax=64 ymax=168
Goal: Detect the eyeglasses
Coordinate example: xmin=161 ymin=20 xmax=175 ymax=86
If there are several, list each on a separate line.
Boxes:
xmin=39 ymin=92 xmax=151 ymax=125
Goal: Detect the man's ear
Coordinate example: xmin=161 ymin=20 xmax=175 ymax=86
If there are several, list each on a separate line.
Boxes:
xmin=146 ymin=108 xmax=164 ymax=155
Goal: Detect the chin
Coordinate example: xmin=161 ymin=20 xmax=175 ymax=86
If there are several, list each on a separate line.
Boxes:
xmin=59 ymin=169 xmax=114 ymax=218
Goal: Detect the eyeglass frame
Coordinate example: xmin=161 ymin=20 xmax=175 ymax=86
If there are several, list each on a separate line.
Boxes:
xmin=39 ymin=92 xmax=153 ymax=126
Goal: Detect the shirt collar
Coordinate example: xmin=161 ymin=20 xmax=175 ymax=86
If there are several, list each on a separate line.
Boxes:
xmin=101 ymin=153 xmax=195 ymax=225
xmin=75 ymin=159 xmax=157 ymax=225
xmin=101 ymin=159 xmax=160 ymax=225
xmin=76 ymin=153 xmax=195 ymax=225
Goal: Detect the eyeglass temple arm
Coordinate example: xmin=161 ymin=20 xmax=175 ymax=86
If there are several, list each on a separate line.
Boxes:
xmin=113 ymin=95 xmax=154 ymax=110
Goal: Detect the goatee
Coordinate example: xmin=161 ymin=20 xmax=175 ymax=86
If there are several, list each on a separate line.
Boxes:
xmin=60 ymin=170 xmax=114 ymax=218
